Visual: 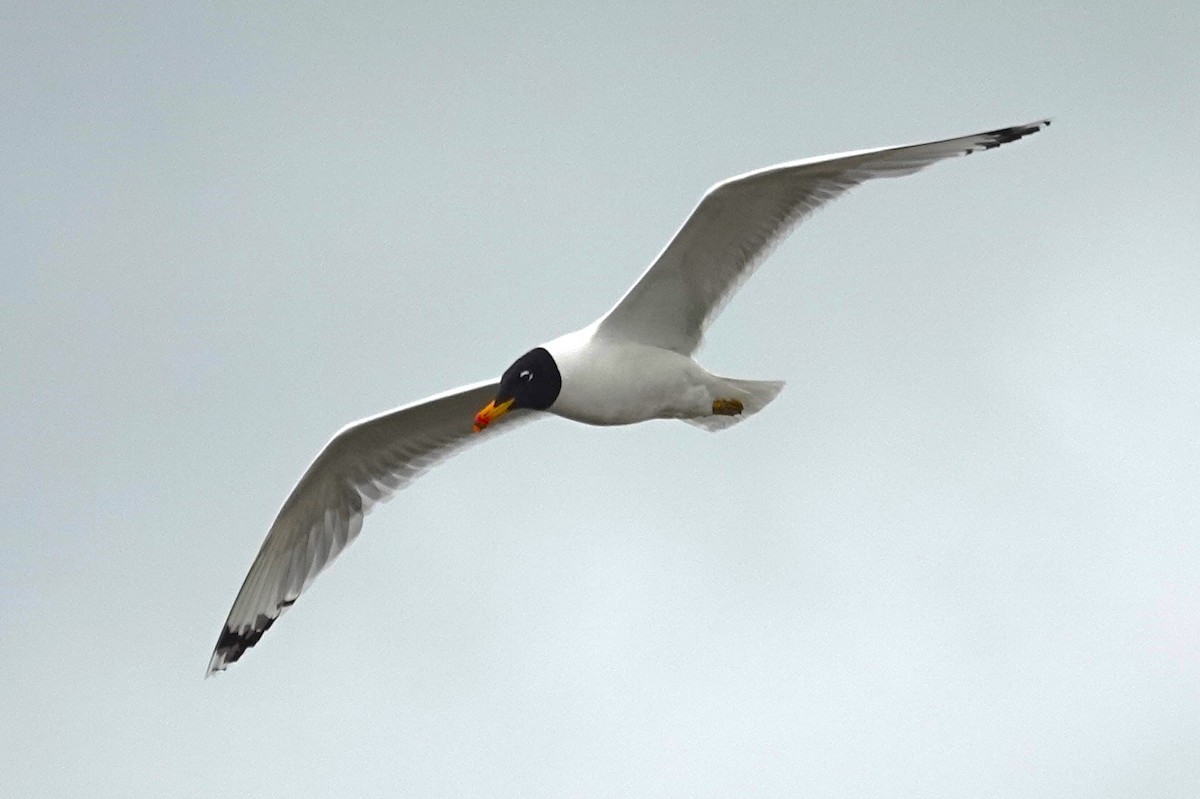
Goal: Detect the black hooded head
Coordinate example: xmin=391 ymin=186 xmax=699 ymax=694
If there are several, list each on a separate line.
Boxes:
xmin=473 ymin=347 xmax=563 ymax=432
xmin=495 ymin=347 xmax=561 ymax=411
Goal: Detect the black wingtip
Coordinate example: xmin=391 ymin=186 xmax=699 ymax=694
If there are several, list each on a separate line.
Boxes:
xmin=206 ymin=613 xmax=278 ymax=675
xmin=978 ymin=119 xmax=1051 ymax=150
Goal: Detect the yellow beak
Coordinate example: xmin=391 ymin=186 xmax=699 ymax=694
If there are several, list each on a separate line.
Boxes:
xmin=473 ymin=398 xmax=514 ymax=433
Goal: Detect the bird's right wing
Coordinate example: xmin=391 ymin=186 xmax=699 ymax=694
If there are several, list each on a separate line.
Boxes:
xmin=597 ymin=120 xmax=1050 ymax=355
xmin=207 ymin=379 xmax=536 ymax=675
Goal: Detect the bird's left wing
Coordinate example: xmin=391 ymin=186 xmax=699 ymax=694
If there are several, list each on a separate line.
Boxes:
xmin=207 ymin=379 xmax=535 ymax=675
xmin=597 ymin=120 xmax=1049 ymax=355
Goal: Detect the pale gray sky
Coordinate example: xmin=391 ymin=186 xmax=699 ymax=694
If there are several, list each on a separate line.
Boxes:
xmin=4 ymin=1 xmax=1199 ymax=796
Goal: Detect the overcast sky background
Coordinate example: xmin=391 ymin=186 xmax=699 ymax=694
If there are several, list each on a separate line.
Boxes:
xmin=4 ymin=2 xmax=1199 ymax=796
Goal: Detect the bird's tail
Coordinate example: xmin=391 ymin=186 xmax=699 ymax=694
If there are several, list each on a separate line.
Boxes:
xmin=684 ymin=378 xmax=786 ymax=432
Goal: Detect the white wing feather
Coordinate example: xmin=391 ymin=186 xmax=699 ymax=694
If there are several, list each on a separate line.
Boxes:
xmin=207 ymin=379 xmax=536 ymax=674
xmin=597 ymin=120 xmax=1050 ymax=354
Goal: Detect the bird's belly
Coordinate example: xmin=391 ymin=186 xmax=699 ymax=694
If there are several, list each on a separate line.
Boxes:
xmin=549 ymin=342 xmax=711 ymax=426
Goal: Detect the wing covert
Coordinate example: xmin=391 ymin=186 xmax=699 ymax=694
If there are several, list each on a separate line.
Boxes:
xmin=207 ymin=379 xmax=536 ymax=674
xmin=597 ymin=120 xmax=1049 ymax=354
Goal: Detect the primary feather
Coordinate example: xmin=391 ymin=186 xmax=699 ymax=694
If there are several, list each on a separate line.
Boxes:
xmin=207 ymin=380 xmax=535 ymax=674
xmin=598 ymin=120 xmax=1049 ymax=354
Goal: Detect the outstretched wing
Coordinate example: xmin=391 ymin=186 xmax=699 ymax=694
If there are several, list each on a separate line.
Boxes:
xmin=207 ymin=379 xmax=536 ymax=674
xmin=597 ymin=120 xmax=1049 ymax=355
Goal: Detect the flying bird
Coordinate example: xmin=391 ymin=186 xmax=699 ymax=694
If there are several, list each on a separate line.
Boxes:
xmin=207 ymin=119 xmax=1049 ymax=674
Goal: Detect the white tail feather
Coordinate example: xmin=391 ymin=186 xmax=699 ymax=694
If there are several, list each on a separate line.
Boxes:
xmin=685 ymin=378 xmax=785 ymax=432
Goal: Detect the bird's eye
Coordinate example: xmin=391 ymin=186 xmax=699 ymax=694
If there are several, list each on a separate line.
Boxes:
xmin=519 ymin=370 xmax=533 ymax=381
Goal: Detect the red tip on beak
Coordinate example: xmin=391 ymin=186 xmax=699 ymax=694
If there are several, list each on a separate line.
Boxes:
xmin=473 ymin=398 xmax=514 ymax=433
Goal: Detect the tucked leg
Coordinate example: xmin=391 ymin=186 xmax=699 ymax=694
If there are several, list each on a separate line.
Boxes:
xmin=711 ymin=398 xmax=744 ymax=416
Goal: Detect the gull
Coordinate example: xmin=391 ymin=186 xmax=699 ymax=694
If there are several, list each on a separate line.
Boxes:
xmin=207 ymin=119 xmax=1049 ymax=674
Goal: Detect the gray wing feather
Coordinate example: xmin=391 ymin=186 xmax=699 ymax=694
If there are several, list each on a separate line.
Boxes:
xmin=597 ymin=120 xmax=1049 ymax=354
xmin=207 ymin=379 xmax=535 ymax=674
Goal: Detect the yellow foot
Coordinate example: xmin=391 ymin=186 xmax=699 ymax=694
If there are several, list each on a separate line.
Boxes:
xmin=712 ymin=398 xmax=744 ymax=416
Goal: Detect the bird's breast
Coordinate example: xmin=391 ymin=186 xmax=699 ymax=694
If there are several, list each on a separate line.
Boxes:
xmin=545 ymin=335 xmax=710 ymax=426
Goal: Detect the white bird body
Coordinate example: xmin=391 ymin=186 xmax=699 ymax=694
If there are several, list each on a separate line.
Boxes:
xmin=207 ymin=119 xmax=1050 ymax=674
xmin=544 ymin=325 xmax=731 ymax=426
